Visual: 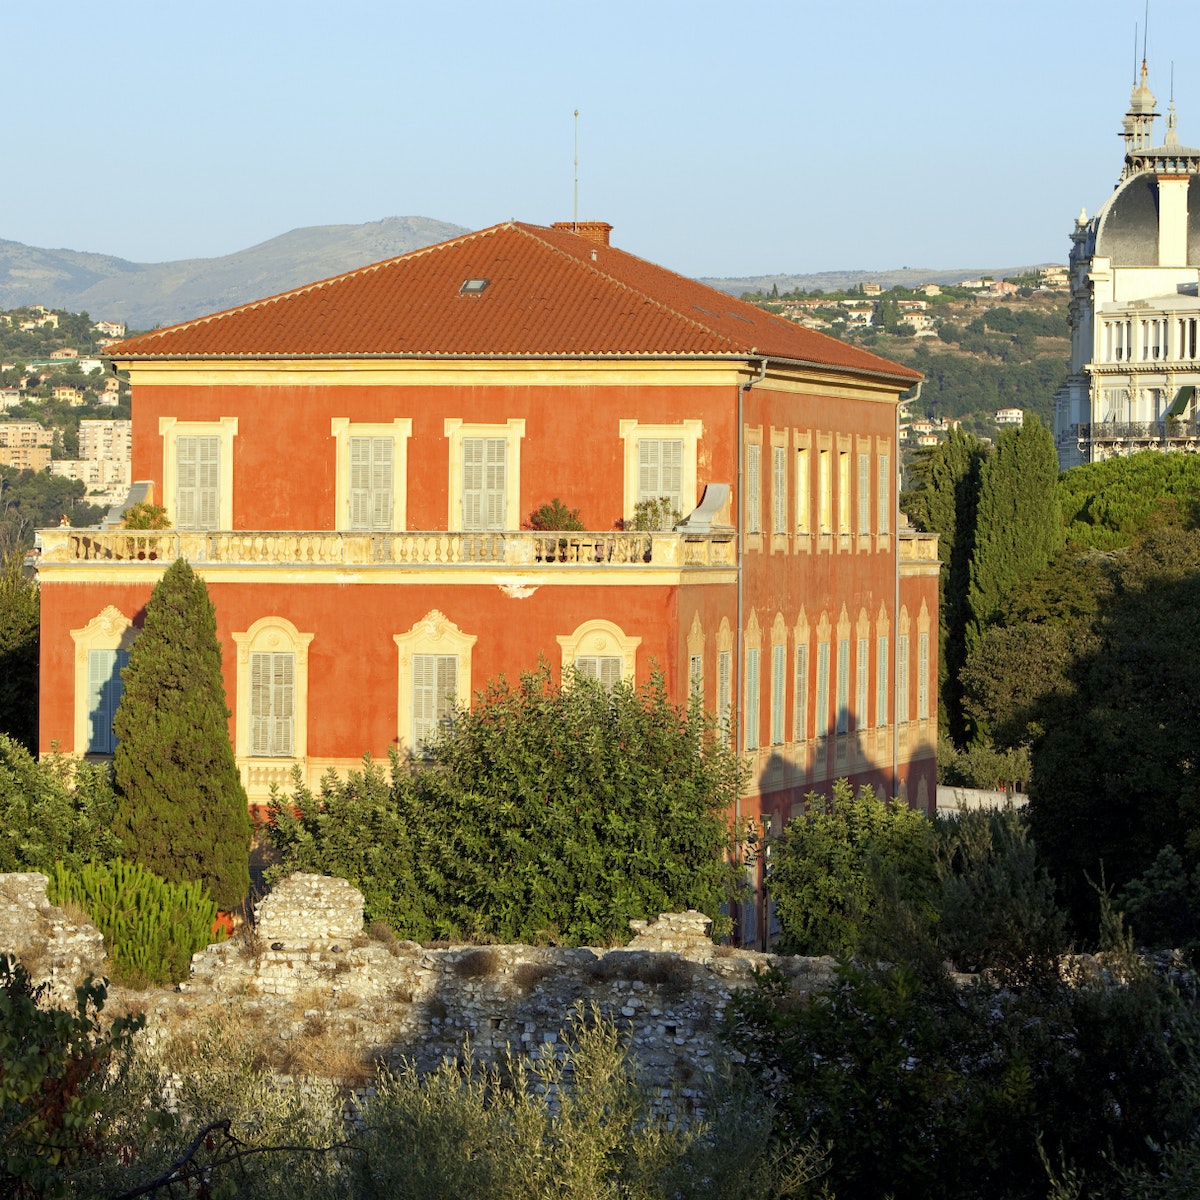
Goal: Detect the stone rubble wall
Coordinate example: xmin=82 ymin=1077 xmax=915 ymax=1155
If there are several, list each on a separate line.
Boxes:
xmin=0 ymin=872 xmax=107 ymax=1004
xmin=1 ymin=871 xmax=837 ymax=1099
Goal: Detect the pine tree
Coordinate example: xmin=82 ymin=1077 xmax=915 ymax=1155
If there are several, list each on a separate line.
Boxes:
xmin=112 ymin=559 xmax=250 ymax=910
xmin=966 ymin=416 xmax=1062 ymax=666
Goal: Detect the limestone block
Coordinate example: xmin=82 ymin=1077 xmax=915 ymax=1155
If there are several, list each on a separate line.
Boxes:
xmin=254 ymin=873 xmax=364 ymax=945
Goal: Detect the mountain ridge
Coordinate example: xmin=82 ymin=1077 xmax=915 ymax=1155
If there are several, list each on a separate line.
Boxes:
xmin=0 ymin=217 xmax=1058 ymax=329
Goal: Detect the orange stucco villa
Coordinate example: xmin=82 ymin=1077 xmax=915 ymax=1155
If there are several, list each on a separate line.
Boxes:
xmin=36 ymin=219 xmax=938 ymax=944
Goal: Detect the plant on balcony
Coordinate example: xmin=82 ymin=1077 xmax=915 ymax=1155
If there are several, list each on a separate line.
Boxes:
xmin=528 ymin=498 xmax=585 ymax=531
xmin=112 ymin=558 xmax=250 ymax=911
xmin=629 ymin=496 xmax=681 ymax=532
xmin=120 ymin=501 xmax=170 ymax=530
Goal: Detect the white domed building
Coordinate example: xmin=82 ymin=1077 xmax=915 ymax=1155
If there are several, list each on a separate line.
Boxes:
xmin=1053 ymin=61 xmax=1200 ymax=468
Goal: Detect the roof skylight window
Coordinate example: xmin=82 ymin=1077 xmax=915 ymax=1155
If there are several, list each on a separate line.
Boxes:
xmin=460 ymin=278 xmax=490 ymax=295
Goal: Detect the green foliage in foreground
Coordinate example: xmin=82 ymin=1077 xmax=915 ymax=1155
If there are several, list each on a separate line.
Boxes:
xmin=726 ymin=950 xmax=1200 ymax=1200
xmin=0 ymin=553 xmax=38 ymax=751
xmin=0 ymin=958 xmax=144 ymax=1200
xmin=15 ymin=989 xmax=813 ymax=1200
xmin=48 ymin=859 xmax=221 ymax=988
xmin=1060 ymin=451 xmax=1200 ymax=550
xmin=113 ymin=559 xmax=250 ymax=911
xmin=0 ymin=735 xmax=120 ymax=874
xmin=268 ymin=666 xmax=741 ymax=946
xmin=766 ymin=781 xmax=939 ymax=957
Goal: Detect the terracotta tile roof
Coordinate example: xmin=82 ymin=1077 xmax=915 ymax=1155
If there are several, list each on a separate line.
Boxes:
xmin=108 ymin=221 xmax=921 ymax=384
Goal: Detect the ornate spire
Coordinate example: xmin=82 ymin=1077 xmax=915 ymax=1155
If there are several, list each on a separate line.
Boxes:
xmin=1122 ymin=60 xmax=1158 ymax=153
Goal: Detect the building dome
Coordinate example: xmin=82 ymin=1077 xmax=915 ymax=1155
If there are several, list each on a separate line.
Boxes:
xmin=1094 ymin=174 xmax=1200 ymax=265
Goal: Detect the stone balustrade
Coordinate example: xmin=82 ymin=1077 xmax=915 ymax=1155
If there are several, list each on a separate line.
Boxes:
xmin=37 ymin=528 xmax=736 ymax=570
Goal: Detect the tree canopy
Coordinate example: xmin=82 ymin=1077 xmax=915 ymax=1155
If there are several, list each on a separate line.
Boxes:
xmin=269 ymin=665 xmax=741 ymax=945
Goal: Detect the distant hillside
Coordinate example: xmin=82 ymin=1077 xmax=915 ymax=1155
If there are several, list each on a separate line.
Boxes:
xmin=698 ymin=265 xmax=1059 ymax=298
xmin=0 ymin=214 xmax=1060 ymax=329
xmin=0 ymin=217 xmax=469 ymax=329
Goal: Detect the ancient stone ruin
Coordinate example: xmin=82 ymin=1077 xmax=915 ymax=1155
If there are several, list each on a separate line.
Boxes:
xmin=1 ymin=871 xmax=838 ymax=1096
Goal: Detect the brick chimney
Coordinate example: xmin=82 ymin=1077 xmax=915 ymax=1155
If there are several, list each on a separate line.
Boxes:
xmin=552 ymin=220 xmax=612 ymax=247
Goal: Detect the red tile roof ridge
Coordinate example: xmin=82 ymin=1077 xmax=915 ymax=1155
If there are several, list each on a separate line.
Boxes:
xmin=504 ymin=222 xmax=750 ymax=355
xmin=112 ymin=222 xmax=519 ymax=350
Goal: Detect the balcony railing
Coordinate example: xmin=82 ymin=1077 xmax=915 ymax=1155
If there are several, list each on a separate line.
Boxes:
xmin=37 ymin=528 xmax=738 ymax=569
xmin=1076 ymin=420 xmax=1200 ymax=442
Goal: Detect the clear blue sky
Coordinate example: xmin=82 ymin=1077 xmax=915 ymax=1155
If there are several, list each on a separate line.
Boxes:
xmin=7 ymin=0 xmax=1199 ymax=277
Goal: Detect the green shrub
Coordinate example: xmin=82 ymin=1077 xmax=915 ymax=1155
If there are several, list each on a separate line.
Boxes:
xmin=528 ymin=498 xmax=585 ymax=531
xmin=0 ymin=734 xmax=120 ymax=873
xmin=0 ymin=957 xmax=144 ymax=1199
xmin=49 ymin=859 xmax=222 ymax=988
xmin=630 ymin=496 xmax=680 ymax=531
xmin=766 ymin=779 xmax=939 ymax=957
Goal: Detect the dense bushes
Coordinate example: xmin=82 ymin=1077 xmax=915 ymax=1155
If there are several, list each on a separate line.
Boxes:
xmin=48 ymin=859 xmax=221 ymax=988
xmin=269 ymin=666 xmax=741 ymax=945
xmin=0 ymin=735 xmax=120 ymax=873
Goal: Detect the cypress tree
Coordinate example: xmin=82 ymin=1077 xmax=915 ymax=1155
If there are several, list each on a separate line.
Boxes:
xmin=903 ymin=426 xmax=985 ymax=744
xmin=0 ymin=551 xmax=39 ymax=751
xmin=966 ymin=416 xmax=1063 ymax=666
xmin=112 ymin=558 xmax=250 ymax=910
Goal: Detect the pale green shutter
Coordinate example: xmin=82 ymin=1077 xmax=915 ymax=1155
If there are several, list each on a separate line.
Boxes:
xmin=688 ymin=654 xmax=703 ymax=701
xmin=898 ymin=635 xmax=910 ymax=722
xmin=412 ymin=654 xmax=436 ymax=750
xmin=856 ymin=637 xmax=869 ymax=731
xmin=273 ymin=654 xmax=295 ymax=757
xmin=718 ymin=649 xmax=732 ymax=741
xmin=745 ymin=647 xmax=760 ymax=751
xmin=637 ymin=439 xmax=683 ymax=512
xmin=876 ymin=635 xmax=888 ymax=726
xmin=86 ymin=648 xmax=127 ymax=753
xmin=462 ymin=439 xmax=484 ymax=530
xmin=177 ymin=435 xmax=219 ymax=530
xmin=836 ymin=639 xmax=850 ymax=734
xmin=349 ymin=437 xmax=394 ymax=531
xmin=250 ymin=652 xmax=294 ymax=756
xmin=414 ymin=654 xmax=457 ymax=750
xmin=794 ymin=645 xmax=808 ymax=741
xmin=484 ymin=438 xmax=507 ymax=530
xmin=918 ymin=632 xmax=930 ymax=720
xmin=878 ymin=455 xmax=890 ymax=534
xmin=771 ymin=643 xmax=785 ymax=744
xmin=746 ymin=444 xmax=761 ymax=534
xmin=816 ymin=641 xmax=830 ymax=737
xmin=463 ymin=438 xmax=506 ymax=531
xmin=858 ymin=453 xmax=871 ymax=534
xmin=574 ymin=656 xmax=622 ymax=691
xmin=772 ymin=446 xmax=787 ymax=533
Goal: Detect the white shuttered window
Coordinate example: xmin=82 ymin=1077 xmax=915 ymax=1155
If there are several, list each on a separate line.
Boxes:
xmin=746 ymin=444 xmax=761 ymax=534
xmin=349 ymin=436 xmax=394 ymax=531
xmin=856 ymin=636 xmax=869 ymax=731
xmin=413 ymin=654 xmax=458 ymax=751
xmin=574 ymin=656 xmax=623 ymax=691
xmin=176 ymin=435 xmax=219 ymax=530
xmin=878 ymin=454 xmax=890 ymax=534
xmin=794 ymin=644 xmax=809 ymax=741
xmin=745 ymin=647 xmax=760 ymax=750
xmin=87 ymin=648 xmax=128 ymax=754
xmin=637 ymin=439 xmax=683 ymax=513
xmin=771 ymin=643 xmax=786 ymax=744
xmin=918 ymin=632 xmax=930 ymax=720
xmin=772 ymin=446 xmax=787 ymax=534
xmin=836 ymin=639 xmax=850 ymax=734
xmin=876 ymin=635 xmax=888 ymax=726
xmin=717 ymin=649 xmax=732 ymax=742
xmin=858 ymin=454 xmax=871 ymax=535
xmin=250 ymin=652 xmax=294 ymax=757
xmin=462 ymin=438 xmax=507 ymax=531
xmin=816 ymin=642 xmax=830 ymax=737
xmin=898 ymin=635 xmax=910 ymax=722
